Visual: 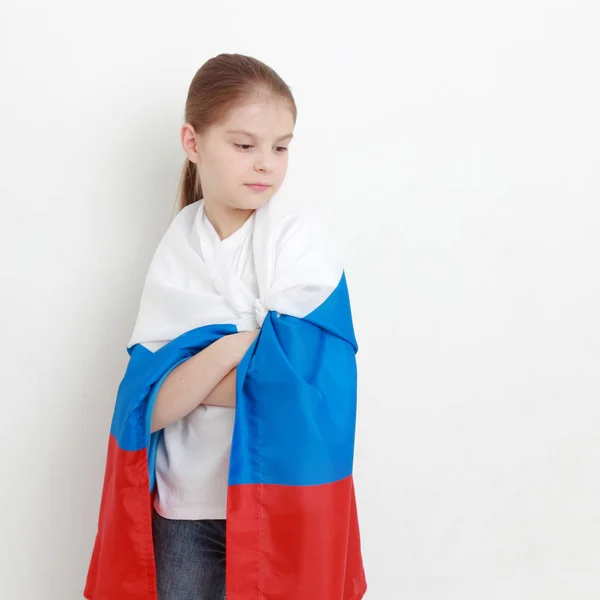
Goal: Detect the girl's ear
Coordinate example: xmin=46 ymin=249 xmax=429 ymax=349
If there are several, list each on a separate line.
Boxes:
xmin=181 ymin=123 xmax=200 ymax=164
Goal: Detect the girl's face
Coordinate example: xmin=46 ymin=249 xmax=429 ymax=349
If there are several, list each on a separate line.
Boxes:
xmin=182 ymin=96 xmax=295 ymax=212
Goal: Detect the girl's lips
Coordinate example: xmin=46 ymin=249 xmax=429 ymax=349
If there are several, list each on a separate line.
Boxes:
xmin=245 ymin=184 xmax=271 ymax=191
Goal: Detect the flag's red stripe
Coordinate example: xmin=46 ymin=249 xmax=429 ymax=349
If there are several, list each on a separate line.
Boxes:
xmin=226 ymin=476 xmax=367 ymax=600
xmin=84 ymin=435 xmax=157 ymax=600
xmin=85 ymin=436 xmax=366 ymax=599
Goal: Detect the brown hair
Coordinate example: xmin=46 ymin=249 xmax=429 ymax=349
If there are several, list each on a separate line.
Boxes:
xmin=177 ymin=53 xmax=297 ymax=213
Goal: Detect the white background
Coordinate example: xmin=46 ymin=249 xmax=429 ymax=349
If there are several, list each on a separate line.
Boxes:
xmin=1 ymin=1 xmax=599 ymax=599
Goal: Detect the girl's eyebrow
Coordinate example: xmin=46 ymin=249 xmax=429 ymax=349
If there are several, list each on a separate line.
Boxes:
xmin=226 ymin=129 xmax=294 ymax=142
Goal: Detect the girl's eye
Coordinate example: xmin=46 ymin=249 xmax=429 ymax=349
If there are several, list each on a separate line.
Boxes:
xmin=234 ymin=143 xmax=288 ymax=153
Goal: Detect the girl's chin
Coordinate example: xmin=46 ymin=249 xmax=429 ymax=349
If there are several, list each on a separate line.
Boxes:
xmin=235 ymin=195 xmax=272 ymax=210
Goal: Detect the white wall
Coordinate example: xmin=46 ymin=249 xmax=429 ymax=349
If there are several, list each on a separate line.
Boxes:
xmin=1 ymin=1 xmax=599 ymax=598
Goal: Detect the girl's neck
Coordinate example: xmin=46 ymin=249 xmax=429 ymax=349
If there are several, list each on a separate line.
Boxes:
xmin=203 ymin=198 xmax=254 ymax=241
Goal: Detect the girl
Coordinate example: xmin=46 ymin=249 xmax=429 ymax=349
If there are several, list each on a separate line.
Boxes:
xmin=85 ymin=53 xmax=366 ymax=600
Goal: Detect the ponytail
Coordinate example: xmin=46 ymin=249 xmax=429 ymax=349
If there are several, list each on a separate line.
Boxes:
xmin=178 ymin=157 xmax=202 ymax=212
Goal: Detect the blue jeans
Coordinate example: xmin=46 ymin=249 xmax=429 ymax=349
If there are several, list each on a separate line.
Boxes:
xmin=152 ymin=508 xmax=226 ymax=600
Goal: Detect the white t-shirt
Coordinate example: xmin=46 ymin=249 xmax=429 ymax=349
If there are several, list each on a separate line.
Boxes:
xmin=153 ymin=209 xmax=259 ymax=520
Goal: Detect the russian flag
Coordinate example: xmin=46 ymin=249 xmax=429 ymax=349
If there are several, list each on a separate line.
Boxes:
xmin=84 ymin=272 xmax=367 ymax=600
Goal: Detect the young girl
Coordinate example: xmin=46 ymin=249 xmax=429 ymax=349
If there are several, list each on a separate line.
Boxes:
xmin=149 ymin=54 xmax=295 ymax=600
xmin=85 ymin=53 xmax=366 ymax=600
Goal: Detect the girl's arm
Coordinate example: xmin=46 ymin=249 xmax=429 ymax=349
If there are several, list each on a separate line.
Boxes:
xmin=202 ymin=368 xmax=237 ymax=408
xmin=150 ymin=330 xmax=257 ymax=432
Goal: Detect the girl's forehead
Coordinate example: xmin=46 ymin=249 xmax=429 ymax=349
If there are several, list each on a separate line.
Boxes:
xmin=218 ymin=105 xmax=294 ymax=139
xmin=224 ymin=98 xmax=293 ymax=126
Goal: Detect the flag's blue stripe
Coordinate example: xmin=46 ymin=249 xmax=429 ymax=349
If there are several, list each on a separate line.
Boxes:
xmin=109 ymin=272 xmax=358 ymax=491
xmin=229 ymin=272 xmax=358 ymax=487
